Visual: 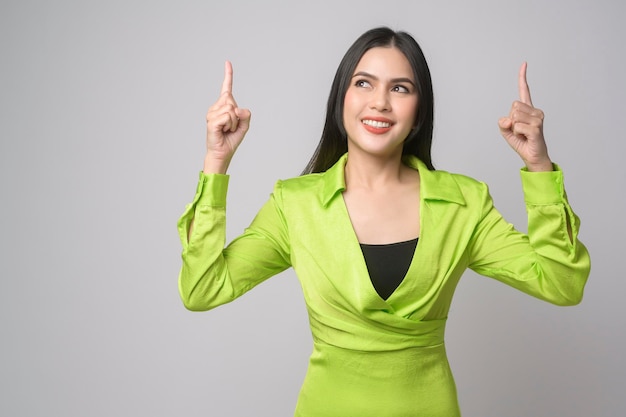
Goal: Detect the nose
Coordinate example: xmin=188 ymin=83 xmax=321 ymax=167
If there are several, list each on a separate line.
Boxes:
xmin=369 ymin=88 xmax=390 ymax=112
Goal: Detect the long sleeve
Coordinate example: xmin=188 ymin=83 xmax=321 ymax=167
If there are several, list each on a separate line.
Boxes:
xmin=177 ymin=173 xmax=291 ymax=311
xmin=467 ymin=166 xmax=590 ymax=306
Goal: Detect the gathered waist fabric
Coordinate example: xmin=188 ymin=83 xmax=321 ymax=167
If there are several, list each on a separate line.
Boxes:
xmin=307 ymin=309 xmax=447 ymax=351
xmin=294 ymin=341 xmax=460 ymax=417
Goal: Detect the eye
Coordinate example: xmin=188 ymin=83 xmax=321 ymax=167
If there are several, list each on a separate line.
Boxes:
xmin=354 ymin=79 xmax=372 ymax=88
xmin=392 ymin=85 xmax=410 ymax=93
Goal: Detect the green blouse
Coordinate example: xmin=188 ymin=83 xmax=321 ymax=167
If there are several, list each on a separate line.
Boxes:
xmin=177 ymin=154 xmax=590 ymax=416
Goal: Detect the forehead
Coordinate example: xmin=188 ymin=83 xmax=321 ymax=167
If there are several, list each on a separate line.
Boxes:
xmin=353 ymin=46 xmax=413 ymax=78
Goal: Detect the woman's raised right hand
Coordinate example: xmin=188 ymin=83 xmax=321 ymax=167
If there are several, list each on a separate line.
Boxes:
xmin=203 ymin=61 xmax=251 ymax=174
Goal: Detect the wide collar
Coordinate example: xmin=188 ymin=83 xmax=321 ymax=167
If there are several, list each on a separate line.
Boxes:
xmin=320 ymin=153 xmax=466 ymax=207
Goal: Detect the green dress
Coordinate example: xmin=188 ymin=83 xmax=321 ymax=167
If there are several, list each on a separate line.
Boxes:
xmin=177 ymin=154 xmax=590 ymax=416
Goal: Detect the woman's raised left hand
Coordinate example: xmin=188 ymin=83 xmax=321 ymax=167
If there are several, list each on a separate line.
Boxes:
xmin=498 ymin=63 xmax=553 ymax=172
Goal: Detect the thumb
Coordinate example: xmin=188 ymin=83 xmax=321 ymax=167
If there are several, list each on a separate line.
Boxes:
xmin=236 ymin=108 xmax=252 ymax=130
xmin=498 ymin=117 xmax=512 ymax=134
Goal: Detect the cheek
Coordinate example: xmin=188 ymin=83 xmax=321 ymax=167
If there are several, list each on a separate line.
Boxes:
xmin=404 ymin=100 xmax=418 ymax=127
xmin=342 ymin=90 xmax=360 ymax=129
xmin=343 ymin=90 xmax=356 ymax=115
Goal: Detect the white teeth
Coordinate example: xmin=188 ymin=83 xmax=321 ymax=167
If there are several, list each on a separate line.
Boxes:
xmin=362 ymin=119 xmax=391 ymax=128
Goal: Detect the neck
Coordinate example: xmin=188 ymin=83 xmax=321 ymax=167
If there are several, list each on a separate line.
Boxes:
xmin=344 ymin=150 xmax=408 ymax=190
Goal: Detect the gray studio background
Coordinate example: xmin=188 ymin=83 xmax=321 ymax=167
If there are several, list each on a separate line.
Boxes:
xmin=1 ymin=1 xmax=624 ymax=416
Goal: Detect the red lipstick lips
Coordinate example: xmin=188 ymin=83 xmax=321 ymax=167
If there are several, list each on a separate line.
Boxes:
xmin=361 ymin=117 xmax=394 ymax=134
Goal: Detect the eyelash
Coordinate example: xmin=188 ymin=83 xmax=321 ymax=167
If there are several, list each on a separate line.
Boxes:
xmin=354 ymin=79 xmax=411 ymax=93
xmin=392 ymin=85 xmax=410 ymax=93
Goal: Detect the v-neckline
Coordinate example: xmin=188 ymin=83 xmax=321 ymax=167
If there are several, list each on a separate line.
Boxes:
xmin=381 ymin=237 xmax=420 ymax=303
xmin=339 ymin=194 xmax=423 ymax=306
xmin=360 ymin=238 xmax=419 ymax=301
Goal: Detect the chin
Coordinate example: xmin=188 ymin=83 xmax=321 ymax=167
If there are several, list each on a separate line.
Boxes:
xmin=348 ymin=141 xmax=404 ymax=159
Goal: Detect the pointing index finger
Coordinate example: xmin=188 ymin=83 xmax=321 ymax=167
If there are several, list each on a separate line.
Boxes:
xmin=518 ymin=61 xmax=533 ymax=106
xmin=220 ymin=60 xmax=233 ymax=95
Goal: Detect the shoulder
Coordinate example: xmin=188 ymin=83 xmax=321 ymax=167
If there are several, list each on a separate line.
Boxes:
xmin=448 ymin=170 xmax=488 ymax=194
xmin=273 ymin=172 xmax=326 ymax=195
xmin=431 ymin=167 xmax=484 ymax=187
xmin=278 ymin=172 xmax=325 ymax=188
xmin=405 ymin=155 xmax=488 ymax=200
xmin=419 ymin=165 xmax=489 ymax=206
xmin=268 ymin=171 xmax=332 ymax=207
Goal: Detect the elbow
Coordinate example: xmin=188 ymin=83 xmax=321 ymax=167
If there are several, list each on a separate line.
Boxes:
xmin=542 ymin=256 xmax=591 ymax=307
xmin=551 ymin=291 xmax=584 ymax=307
xmin=180 ymin=294 xmax=210 ymax=312
xmin=178 ymin=271 xmax=229 ymax=312
xmin=179 ymin=285 xmax=218 ymax=312
xmin=558 ymin=280 xmax=588 ymax=306
xmin=548 ymin=270 xmax=590 ymax=307
xmin=178 ymin=278 xmax=213 ymax=312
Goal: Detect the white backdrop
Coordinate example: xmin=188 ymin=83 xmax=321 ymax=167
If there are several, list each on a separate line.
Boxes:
xmin=1 ymin=1 xmax=624 ymax=416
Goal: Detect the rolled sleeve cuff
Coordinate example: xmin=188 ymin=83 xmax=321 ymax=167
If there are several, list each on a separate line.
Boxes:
xmin=520 ymin=164 xmax=565 ymax=205
xmin=195 ymin=172 xmax=230 ymax=207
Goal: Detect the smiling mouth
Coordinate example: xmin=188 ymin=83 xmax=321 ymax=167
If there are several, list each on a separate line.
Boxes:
xmin=362 ymin=119 xmax=392 ymax=128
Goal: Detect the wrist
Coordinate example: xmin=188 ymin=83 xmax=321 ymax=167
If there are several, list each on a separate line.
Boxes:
xmin=525 ymin=159 xmax=554 ymax=172
xmin=203 ymin=154 xmax=231 ymax=174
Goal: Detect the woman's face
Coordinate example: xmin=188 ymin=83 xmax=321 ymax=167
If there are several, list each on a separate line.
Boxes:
xmin=343 ymin=46 xmax=418 ymax=159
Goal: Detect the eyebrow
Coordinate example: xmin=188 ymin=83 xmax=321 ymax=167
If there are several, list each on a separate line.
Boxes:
xmin=352 ymin=71 xmax=416 ymax=87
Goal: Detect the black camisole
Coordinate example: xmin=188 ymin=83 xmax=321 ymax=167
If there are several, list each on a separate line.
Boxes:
xmin=360 ymin=238 xmax=418 ymax=300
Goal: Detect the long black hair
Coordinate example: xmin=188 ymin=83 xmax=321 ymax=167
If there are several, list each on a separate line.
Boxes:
xmin=302 ymin=27 xmax=435 ymax=174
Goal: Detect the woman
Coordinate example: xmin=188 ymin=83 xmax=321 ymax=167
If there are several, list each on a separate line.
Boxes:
xmin=177 ymin=27 xmax=590 ymax=416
